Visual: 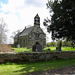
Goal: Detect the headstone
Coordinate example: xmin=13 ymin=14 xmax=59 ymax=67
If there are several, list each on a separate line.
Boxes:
xmin=32 ymin=45 xmax=36 ymax=52
xmin=17 ymin=44 xmax=20 ymax=48
xmin=36 ymin=44 xmax=42 ymax=52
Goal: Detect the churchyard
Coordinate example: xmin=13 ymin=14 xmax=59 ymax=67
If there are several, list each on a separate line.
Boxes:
xmin=0 ymin=45 xmax=75 ymax=74
xmin=0 ymin=44 xmax=75 ymax=75
xmin=12 ymin=46 xmax=75 ymax=53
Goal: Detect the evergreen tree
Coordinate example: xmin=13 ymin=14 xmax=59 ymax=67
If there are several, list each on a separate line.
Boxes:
xmin=44 ymin=0 xmax=75 ymax=43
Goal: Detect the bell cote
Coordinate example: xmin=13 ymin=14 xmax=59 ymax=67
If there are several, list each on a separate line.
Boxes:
xmin=34 ymin=14 xmax=40 ymax=26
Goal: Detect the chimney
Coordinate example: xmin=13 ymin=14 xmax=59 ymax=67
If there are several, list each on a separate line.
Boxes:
xmin=25 ymin=26 xmax=26 ymax=29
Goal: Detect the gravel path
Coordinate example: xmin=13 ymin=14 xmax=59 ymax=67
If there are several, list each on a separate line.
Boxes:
xmin=25 ymin=65 xmax=75 ymax=75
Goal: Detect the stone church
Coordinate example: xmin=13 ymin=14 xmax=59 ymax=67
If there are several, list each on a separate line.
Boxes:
xmin=14 ymin=14 xmax=46 ymax=48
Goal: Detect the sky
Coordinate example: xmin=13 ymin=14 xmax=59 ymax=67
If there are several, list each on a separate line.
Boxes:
xmin=0 ymin=0 xmax=52 ymax=44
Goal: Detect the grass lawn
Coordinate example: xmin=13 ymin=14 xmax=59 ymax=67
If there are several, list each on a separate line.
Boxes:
xmin=12 ymin=47 xmax=32 ymax=52
xmin=0 ymin=59 xmax=75 ymax=75
xmin=43 ymin=46 xmax=75 ymax=52
xmin=12 ymin=47 xmax=75 ymax=53
xmin=62 ymin=47 xmax=75 ymax=51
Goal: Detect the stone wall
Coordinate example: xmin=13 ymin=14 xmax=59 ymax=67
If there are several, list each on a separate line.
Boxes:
xmin=0 ymin=51 xmax=75 ymax=63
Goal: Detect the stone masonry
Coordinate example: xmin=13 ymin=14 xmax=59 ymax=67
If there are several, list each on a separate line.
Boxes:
xmin=0 ymin=51 xmax=75 ymax=63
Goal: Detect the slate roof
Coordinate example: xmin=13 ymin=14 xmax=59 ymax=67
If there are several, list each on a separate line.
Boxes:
xmin=19 ymin=26 xmax=34 ymax=37
xmin=14 ymin=32 xmax=20 ymax=38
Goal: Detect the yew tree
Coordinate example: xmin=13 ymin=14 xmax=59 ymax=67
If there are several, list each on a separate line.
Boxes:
xmin=44 ymin=0 xmax=75 ymax=43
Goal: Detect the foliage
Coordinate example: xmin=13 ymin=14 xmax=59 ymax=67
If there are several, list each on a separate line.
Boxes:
xmin=0 ymin=59 xmax=75 ymax=75
xmin=47 ymin=40 xmax=75 ymax=47
xmin=62 ymin=40 xmax=71 ymax=47
xmin=11 ymin=29 xmax=22 ymax=39
xmin=0 ymin=18 xmax=8 ymax=44
xmin=57 ymin=40 xmax=62 ymax=46
xmin=44 ymin=0 xmax=75 ymax=43
xmin=47 ymin=41 xmax=57 ymax=46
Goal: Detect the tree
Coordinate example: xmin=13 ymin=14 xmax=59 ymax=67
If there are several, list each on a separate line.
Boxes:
xmin=11 ymin=29 xmax=21 ymax=39
xmin=0 ymin=18 xmax=8 ymax=44
xmin=10 ymin=29 xmax=21 ymax=46
xmin=62 ymin=40 xmax=72 ymax=47
xmin=47 ymin=41 xmax=57 ymax=46
xmin=44 ymin=0 xmax=75 ymax=43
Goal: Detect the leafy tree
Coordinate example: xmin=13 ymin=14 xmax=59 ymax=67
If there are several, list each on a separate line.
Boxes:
xmin=57 ymin=40 xmax=62 ymax=46
xmin=47 ymin=41 xmax=57 ymax=46
xmin=0 ymin=18 xmax=8 ymax=44
xmin=44 ymin=0 xmax=75 ymax=43
xmin=62 ymin=40 xmax=71 ymax=47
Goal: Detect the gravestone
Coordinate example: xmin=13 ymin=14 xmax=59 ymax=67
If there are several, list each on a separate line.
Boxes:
xmin=36 ymin=42 xmax=42 ymax=52
xmin=32 ymin=45 xmax=36 ymax=52
xmin=17 ymin=44 xmax=20 ymax=48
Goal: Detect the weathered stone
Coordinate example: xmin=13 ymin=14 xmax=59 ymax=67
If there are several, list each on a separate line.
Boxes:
xmin=0 ymin=51 xmax=75 ymax=63
xmin=0 ymin=58 xmax=4 ymax=63
xmin=46 ymin=55 xmax=51 ymax=60
xmin=39 ymin=55 xmax=45 ymax=60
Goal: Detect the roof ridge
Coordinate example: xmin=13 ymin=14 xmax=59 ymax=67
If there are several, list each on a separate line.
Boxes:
xmin=19 ymin=26 xmax=34 ymax=36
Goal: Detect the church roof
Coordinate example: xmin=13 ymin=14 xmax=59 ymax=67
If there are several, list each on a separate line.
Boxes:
xmin=14 ymin=32 xmax=20 ymax=38
xmin=19 ymin=26 xmax=34 ymax=37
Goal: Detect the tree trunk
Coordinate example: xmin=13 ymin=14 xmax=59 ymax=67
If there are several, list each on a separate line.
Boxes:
xmin=58 ymin=42 xmax=62 ymax=51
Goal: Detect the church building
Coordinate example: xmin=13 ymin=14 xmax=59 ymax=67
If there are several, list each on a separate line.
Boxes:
xmin=14 ymin=14 xmax=46 ymax=48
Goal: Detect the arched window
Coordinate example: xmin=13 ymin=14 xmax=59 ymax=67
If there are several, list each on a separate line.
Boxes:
xmin=35 ymin=33 xmax=39 ymax=39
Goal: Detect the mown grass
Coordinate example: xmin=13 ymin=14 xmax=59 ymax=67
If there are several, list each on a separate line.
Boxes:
xmin=43 ymin=46 xmax=75 ymax=52
xmin=62 ymin=47 xmax=75 ymax=51
xmin=12 ymin=47 xmax=75 ymax=53
xmin=0 ymin=58 xmax=75 ymax=75
xmin=12 ymin=47 xmax=32 ymax=53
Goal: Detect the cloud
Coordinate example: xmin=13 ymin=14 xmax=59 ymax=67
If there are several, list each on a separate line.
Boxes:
xmin=0 ymin=0 xmax=52 ymax=43
xmin=0 ymin=0 xmax=25 ymax=13
xmin=25 ymin=0 xmax=47 ymax=7
xmin=0 ymin=0 xmax=8 ymax=5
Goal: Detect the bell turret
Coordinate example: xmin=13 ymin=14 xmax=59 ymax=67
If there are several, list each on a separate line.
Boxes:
xmin=34 ymin=14 xmax=40 ymax=26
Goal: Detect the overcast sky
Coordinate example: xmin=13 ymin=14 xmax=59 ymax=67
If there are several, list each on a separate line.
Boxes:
xmin=0 ymin=0 xmax=52 ymax=44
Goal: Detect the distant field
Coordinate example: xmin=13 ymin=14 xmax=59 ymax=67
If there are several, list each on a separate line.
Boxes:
xmin=12 ymin=47 xmax=75 ymax=53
